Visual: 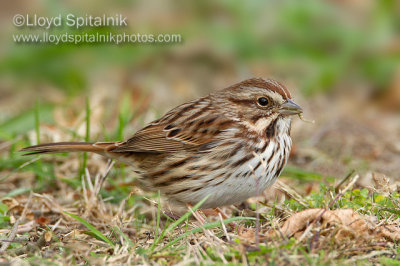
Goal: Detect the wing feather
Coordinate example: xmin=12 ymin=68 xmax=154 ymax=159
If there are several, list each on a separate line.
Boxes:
xmin=111 ymin=96 xmax=225 ymax=153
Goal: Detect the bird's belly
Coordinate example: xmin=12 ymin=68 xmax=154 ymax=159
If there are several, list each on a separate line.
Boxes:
xmin=174 ymin=136 xmax=291 ymax=208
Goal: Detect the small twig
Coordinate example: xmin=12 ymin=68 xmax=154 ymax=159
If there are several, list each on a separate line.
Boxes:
xmin=51 ymin=218 xmax=62 ymax=232
xmin=0 ymin=192 xmax=33 ymax=253
xmin=85 ymin=168 xmax=94 ymax=193
xmin=329 ymin=174 xmax=359 ymax=210
xmin=335 ymin=170 xmax=355 ymax=193
xmin=309 ymin=223 xmax=320 ymax=251
xmin=95 ymin=160 xmax=114 ymax=196
xmin=218 ymin=213 xmax=230 ymax=242
xmin=82 ymin=173 xmax=89 ymax=204
xmin=0 ymin=221 xmax=35 ymax=234
xmin=275 ymin=181 xmax=308 ymax=208
xmin=188 ymin=205 xmax=205 ymax=225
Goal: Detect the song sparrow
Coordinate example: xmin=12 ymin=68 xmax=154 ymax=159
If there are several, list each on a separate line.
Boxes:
xmin=21 ymin=78 xmax=302 ymax=208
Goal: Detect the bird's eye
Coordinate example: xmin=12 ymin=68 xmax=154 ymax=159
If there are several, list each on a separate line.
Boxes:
xmin=257 ymin=97 xmax=269 ymax=106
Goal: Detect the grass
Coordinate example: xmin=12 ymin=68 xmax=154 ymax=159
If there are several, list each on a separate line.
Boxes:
xmin=0 ymin=95 xmax=399 ymax=265
xmin=65 ymin=211 xmax=115 ymax=247
xmin=1 ymin=0 xmax=399 ymax=264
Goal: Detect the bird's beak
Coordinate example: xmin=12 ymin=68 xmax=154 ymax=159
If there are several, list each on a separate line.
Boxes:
xmin=278 ymin=99 xmax=303 ymax=115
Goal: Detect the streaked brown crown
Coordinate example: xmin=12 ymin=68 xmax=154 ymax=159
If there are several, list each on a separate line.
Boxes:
xmin=228 ymin=78 xmax=292 ymax=100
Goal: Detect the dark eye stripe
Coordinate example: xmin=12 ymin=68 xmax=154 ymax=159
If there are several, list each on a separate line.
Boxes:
xmin=228 ymin=98 xmax=254 ymax=105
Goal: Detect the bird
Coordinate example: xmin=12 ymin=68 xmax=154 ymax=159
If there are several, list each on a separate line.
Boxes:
xmin=21 ymin=78 xmax=302 ymax=209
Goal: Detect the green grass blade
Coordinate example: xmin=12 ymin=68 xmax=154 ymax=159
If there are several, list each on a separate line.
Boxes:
xmin=155 ymin=191 xmax=162 ymax=239
xmin=150 ymin=191 xmax=162 ymax=251
xmin=34 ymin=100 xmax=40 ymax=145
xmin=64 ymin=211 xmax=115 ymax=247
xmin=85 ymin=97 xmax=90 ymax=143
xmin=34 ymin=100 xmax=44 ymax=182
xmin=112 ymin=226 xmax=134 ymax=247
xmin=3 ymin=187 xmax=32 ymax=198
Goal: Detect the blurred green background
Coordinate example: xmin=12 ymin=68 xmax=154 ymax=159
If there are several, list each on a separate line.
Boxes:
xmin=1 ymin=0 xmax=399 ymax=97
xmin=0 ymin=0 xmax=399 ymax=176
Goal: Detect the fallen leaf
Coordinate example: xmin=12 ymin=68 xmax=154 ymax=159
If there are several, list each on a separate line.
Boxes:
xmin=274 ymin=208 xmax=400 ymax=243
xmin=44 ymin=231 xmax=53 ymax=242
xmin=36 ymin=216 xmax=51 ymax=225
xmin=378 ymin=224 xmax=400 ymax=242
xmin=2 ymin=198 xmax=20 ymax=210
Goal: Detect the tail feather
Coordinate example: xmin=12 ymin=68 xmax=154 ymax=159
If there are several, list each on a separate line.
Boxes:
xmin=20 ymin=142 xmax=118 ymax=155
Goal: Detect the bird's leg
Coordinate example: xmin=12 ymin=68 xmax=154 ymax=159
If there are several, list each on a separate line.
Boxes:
xmin=186 ymin=204 xmax=206 ymax=224
xmin=212 ymin=207 xmax=236 ymax=232
xmin=188 ymin=206 xmax=236 ymax=231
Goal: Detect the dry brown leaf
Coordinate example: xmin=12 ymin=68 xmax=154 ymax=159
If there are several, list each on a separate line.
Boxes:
xmin=283 ymin=209 xmax=374 ymax=239
xmin=275 ymin=208 xmax=400 ymax=243
xmin=378 ymin=224 xmax=400 ymax=242
xmin=1 ymin=197 xmax=20 ymax=210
